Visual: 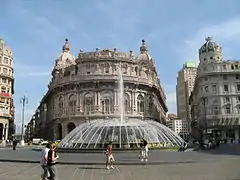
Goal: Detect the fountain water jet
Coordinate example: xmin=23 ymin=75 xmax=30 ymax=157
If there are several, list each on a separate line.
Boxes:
xmin=118 ymin=64 xmax=125 ymax=124
xmin=118 ymin=65 xmax=124 ymax=148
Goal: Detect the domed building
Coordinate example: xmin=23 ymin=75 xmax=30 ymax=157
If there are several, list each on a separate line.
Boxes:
xmin=190 ymin=37 xmax=240 ymax=141
xmin=30 ymin=39 xmax=168 ymax=141
xmin=0 ymin=39 xmax=15 ymax=141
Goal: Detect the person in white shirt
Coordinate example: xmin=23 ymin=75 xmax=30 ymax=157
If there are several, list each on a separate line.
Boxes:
xmin=40 ymin=143 xmax=51 ymax=180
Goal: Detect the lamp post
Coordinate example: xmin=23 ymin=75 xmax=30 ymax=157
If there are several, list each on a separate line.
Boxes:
xmin=20 ymin=96 xmax=28 ymax=146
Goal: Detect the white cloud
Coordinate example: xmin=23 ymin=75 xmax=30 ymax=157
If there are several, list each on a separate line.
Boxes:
xmin=179 ymin=16 xmax=240 ymax=63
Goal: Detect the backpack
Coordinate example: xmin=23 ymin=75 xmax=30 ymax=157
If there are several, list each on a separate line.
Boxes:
xmin=47 ymin=150 xmax=57 ymax=166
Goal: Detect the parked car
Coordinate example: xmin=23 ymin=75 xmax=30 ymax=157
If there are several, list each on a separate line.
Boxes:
xmin=40 ymin=140 xmax=49 ymax=145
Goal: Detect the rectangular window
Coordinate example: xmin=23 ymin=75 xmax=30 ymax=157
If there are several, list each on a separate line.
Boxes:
xmin=1 ymin=87 xmax=6 ymax=93
xmin=225 ymin=106 xmax=231 ymax=114
xmin=224 ymin=85 xmax=229 ymax=92
xmin=3 ymin=68 xmax=7 ymax=74
xmin=223 ymin=74 xmax=228 ymax=80
xmin=3 ymin=57 xmax=8 ymax=64
xmin=0 ymin=98 xmax=4 ymax=103
xmin=224 ymin=97 xmax=230 ymax=103
xmin=205 ymin=86 xmax=208 ymax=92
xmin=237 ymin=84 xmax=240 ymax=92
xmin=212 ymin=85 xmax=217 ymax=92
xmin=2 ymin=78 xmax=6 ymax=84
xmin=236 ymin=75 xmax=240 ymax=80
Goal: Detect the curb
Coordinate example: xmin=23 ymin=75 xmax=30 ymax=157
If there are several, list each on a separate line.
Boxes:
xmin=0 ymin=159 xmax=198 ymax=166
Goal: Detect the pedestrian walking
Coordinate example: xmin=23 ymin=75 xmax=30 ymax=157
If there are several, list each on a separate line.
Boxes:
xmin=12 ymin=139 xmax=17 ymax=151
xmin=47 ymin=143 xmax=59 ymax=180
xmin=140 ymin=138 xmax=148 ymax=162
xmin=40 ymin=143 xmax=51 ymax=180
xmin=105 ymin=141 xmax=115 ymax=170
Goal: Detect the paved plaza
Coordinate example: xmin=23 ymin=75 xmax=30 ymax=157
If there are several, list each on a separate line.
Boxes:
xmin=0 ymin=145 xmax=239 ymax=179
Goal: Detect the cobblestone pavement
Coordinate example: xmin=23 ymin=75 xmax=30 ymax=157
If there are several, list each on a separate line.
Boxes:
xmin=0 ymin=157 xmax=240 ymax=180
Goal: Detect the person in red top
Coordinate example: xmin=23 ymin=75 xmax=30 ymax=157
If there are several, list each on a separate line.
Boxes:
xmin=105 ymin=141 xmax=115 ymax=169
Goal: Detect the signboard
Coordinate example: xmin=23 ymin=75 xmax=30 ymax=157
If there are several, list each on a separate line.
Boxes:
xmin=0 ymin=92 xmax=11 ymax=97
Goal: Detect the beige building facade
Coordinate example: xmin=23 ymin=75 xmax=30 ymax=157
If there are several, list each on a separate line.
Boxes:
xmin=176 ymin=62 xmax=197 ymax=121
xmin=0 ymin=39 xmax=15 ymax=141
xmin=166 ymin=119 xmax=189 ymax=139
xmin=29 ymin=39 xmax=168 ymax=141
xmin=190 ymin=37 xmax=240 ymax=141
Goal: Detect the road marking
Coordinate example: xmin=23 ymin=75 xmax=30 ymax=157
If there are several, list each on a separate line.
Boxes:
xmin=79 ymin=165 xmax=87 ymax=180
xmin=116 ymin=166 xmax=126 ymax=180
xmin=70 ymin=165 xmax=80 ymax=180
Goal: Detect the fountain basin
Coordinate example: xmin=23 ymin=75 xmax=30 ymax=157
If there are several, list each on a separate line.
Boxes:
xmin=58 ymin=118 xmax=184 ymax=152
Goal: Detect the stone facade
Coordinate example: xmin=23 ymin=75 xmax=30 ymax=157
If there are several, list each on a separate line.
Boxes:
xmin=0 ymin=38 xmax=15 ymax=141
xmin=190 ymin=37 xmax=240 ymax=141
xmin=29 ymin=39 xmax=168 ymax=141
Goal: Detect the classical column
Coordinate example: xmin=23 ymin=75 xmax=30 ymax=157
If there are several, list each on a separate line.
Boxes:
xmin=97 ymin=91 xmax=101 ymax=112
xmin=76 ymin=92 xmax=80 ymax=112
xmin=79 ymin=92 xmax=83 ymax=113
xmin=132 ymin=90 xmax=137 ymax=114
xmin=95 ymin=91 xmax=99 ymax=113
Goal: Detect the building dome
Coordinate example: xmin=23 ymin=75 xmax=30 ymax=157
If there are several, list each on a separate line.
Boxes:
xmin=53 ymin=39 xmax=75 ymax=72
xmin=199 ymin=37 xmax=222 ymax=55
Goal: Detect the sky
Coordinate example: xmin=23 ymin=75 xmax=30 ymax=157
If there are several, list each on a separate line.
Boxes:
xmin=1 ymin=0 xmax=240 ymax=132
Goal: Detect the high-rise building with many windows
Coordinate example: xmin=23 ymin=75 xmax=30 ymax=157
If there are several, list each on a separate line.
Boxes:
xmin=0 ymin=39 xmax=14 ymax=141
xmin=176 ymin=61 xmax=197 ymax=121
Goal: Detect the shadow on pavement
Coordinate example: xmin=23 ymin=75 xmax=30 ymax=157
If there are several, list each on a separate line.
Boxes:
xmin=198 ymin=144 xmax=240 ymax=156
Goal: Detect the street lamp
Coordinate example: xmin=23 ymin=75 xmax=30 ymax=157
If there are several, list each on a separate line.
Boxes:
xmin=20 ymin=95 xmax=28 ymax=146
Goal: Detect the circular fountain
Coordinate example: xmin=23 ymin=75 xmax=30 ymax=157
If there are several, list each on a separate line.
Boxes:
xmin=58 ymin=118 xmax=184 ymax=152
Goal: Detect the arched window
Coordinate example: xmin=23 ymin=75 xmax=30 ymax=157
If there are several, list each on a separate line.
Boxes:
xmin=58 ymin=97 xmax=64 ymax=114
xmin=69 ymin=95 xmax=76 ymax=114
xmin=105 ymin=63 xmax=110 ymax=73
xmin=84 ymin=94 xmax=94 ymax=114
xmin=67 ymin=122 xmax=76 ymax=133
xmin=124 ymin=94 xmax=130 ymax=113
xmin=148 ymin=96 xmax=154 ymax=115
xmin=101 ymin=98 xmax=111 ymax=114
xmin=224 ymin=105 xmax=231 ymax=114
xmin=122 ymin=63 xmax=127 ymax=74
xmin=137 ymin=95 xmax=144 ymax=113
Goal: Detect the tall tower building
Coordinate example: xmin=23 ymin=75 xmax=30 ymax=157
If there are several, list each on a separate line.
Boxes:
xmin=0 ymin=39 xmax=14 ymax=141
xmin=176 ymin=61 xmax=197 ymax=121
